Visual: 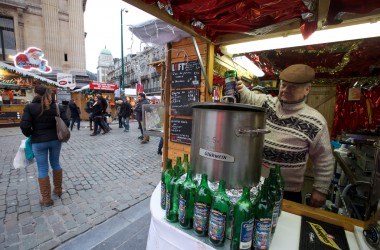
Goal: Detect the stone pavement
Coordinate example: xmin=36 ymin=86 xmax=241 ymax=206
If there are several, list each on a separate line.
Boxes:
xmin=0 ymin=120 xmax=162 ymax=249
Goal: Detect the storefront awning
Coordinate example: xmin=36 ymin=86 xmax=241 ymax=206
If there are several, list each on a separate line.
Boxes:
xmin=0 ymin=61 xmax=57 ymax=87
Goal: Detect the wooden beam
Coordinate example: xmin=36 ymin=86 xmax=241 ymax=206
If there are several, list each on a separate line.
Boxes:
xmin=122 ymin=0 xmax=211 ymax=43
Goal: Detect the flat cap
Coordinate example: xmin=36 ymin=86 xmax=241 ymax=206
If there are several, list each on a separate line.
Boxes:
xmin=279 ymin=64 xmax=315 ymax=84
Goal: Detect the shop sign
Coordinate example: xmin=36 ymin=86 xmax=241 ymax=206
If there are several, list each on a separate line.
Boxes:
xmin=13 ymin=47 xmax=52 ymax=73
xmin=89 ymin=81 xmax=117 ymax=91
xmin=136 ymin=83 xmax=144 ymax=94
xmin=57 ymin=73 xmax=76 ymax=89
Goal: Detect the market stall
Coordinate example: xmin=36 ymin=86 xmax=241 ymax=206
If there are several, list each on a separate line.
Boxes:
xmin=0 ymin=61 xmax=58 ymax=127
xmin=124 ymin=1 xmax=380 ymax=249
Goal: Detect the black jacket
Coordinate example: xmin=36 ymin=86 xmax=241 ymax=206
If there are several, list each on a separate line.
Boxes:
xmin=69 ymin=102 xmax=80 ymax=118
xmin=120 ymin=102 xmax=132 ymax=118
xmin=91 ymin=101 xmax=103 ymax=117
xmin=20 ymin=97 xmax=70 ymax=143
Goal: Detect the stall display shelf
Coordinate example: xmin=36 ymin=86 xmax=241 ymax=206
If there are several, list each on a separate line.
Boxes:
xmin=147 ymin=182 xmax=361 ymax=250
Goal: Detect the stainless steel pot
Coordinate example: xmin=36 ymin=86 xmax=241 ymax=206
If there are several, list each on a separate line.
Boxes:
xmin=190 ymin=102 xmax=270 ymax=188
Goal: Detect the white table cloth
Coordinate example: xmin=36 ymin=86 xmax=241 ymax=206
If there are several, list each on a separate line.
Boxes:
xmin=147 ymin=183 xmax=361 ymax=250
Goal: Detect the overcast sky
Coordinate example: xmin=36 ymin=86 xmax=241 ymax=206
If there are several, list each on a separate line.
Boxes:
xmin=84 ymin=0 xmax=155 ymax=73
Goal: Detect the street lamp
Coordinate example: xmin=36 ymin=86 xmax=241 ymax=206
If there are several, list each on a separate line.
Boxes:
xmin=120 ymin=8 xmax=128 ymax=99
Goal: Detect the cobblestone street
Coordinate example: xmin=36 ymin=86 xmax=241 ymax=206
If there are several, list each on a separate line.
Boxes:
xmin=0 ymin=121 xmax=162 ymax=249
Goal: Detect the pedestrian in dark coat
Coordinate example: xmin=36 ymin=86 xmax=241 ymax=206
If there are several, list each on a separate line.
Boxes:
xmin=20 ymin=85 xmax=69 ymax=207
xmin=68 ymin=99 xmax=81 ymax=131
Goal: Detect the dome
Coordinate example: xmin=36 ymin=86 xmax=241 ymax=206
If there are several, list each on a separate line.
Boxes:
xmin=100 ymin=47 xmax=112 ymax=56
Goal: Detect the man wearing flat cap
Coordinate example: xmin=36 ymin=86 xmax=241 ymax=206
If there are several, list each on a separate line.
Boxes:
xmin=236 ymin=64 xmax=334 ymax=208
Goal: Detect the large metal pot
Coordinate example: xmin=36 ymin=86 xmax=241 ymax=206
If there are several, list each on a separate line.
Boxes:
xmin=190 ymin=102 xmax=269 ymax=188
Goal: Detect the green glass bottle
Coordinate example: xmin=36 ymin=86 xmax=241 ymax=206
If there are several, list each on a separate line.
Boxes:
xmin=175 ymin=156 xmax=185 ymax=177
xmin=275 ymin=165 xmax=284 ymax=215
xmin=252 ymin=179 xmax=273 ymax=250
xmin=182 ymin=154 xmax=190 ymax=173
xmin=208 ymin=180 xmax=230 ymax=246
xmin=231 ymin=186 xmax=254 ymax=250
xmin=165 ymin=164 xmax=180 ymax=222
xmin=160 ymin=159 xmax=173 ymax=209
xmin=172 ymin=163 xmax=184 ymax=221
xmin=178 ymin=168 xmax=196 ymax=228
xmin=268 ymin=168 xmax=282 ymax=234
xmin=193 ymin=174 xmax=213 ymax=236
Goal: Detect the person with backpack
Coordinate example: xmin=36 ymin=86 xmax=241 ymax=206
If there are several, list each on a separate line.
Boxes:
xmin=96 ymin=94 xmax=110 ymax=134
xmin=20 ymin=85 xmax=69 ymax=206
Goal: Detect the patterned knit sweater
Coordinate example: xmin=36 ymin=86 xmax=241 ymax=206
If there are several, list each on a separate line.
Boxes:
xmin=240 ymin=87 xmax=334 ymax=194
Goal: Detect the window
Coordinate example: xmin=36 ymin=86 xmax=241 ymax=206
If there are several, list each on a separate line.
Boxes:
xmin=64 ymin=53 xmax=68 ymax=61
xmin=0 ymin=16 xmax=16 ymax=61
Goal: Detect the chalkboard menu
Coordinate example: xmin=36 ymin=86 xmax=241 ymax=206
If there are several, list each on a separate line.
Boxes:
xmin=170 ymin=118 xmax=192 ymax=145
xmin=172 ymin=60 xmax=201 ymax=88
xmin=171 ymin=89 xmax=199 ymax=116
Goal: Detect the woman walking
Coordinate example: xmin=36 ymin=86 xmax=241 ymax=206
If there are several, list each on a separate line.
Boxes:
xmin=20 ymin=85 xmax=69 ymax=206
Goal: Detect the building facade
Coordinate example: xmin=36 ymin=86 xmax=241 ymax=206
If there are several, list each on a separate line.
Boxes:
xmin=109 ymin=46 xmax=166 ymax=96
xmin=0 ymin=0 xmax=88 ymax=87
xmin=97 ymin=47 xmax=113 ymax=83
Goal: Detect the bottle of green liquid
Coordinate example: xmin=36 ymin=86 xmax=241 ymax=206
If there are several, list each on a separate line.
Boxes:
xmin=208 ymin=180 xmax=230 ymax=246
xmin=174 ymin=156 xmax=185 ymax=177
xmin=193 ymin=173 xmax=213 ymax=236
xmin=275 ymin=165 xmax=284 ymax=215
xmin=160 ymin=159 xmax=173 ymax=209
xmin=252 ymin=179 xmax=273 ymax=250
xmin=178 ymin=168 xmax=196 ymax=228
xmin=268 ymin=168 xmax=282 ymax=234
xmin=171 ymin=162 xmax=184 ymax=221
xmin=182 ymin=154 xmax=190 ymax=173
xmin=165 ymin=163 xmax=180 ymax=222
xmin=231 ymin=186 xmax=254 ymax=250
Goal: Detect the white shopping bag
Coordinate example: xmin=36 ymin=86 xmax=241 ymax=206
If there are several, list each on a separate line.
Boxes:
xmin=13 ymin=139 xmax=34 ymax=169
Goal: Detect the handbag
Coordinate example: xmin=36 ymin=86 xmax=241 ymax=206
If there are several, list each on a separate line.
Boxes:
xmin=55 ymin=103 xmax=71 ymax=142
xmin=13 ymin=139 xmax=34 ymax=169
xmin=24 ymin=136 xmax=34 ymax=161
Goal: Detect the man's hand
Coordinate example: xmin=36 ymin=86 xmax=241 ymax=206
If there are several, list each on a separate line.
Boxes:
xmin=236 ymin=76 xmax=245 ymax=93
xmin=309 ymin=189 xmax=327 ymax=208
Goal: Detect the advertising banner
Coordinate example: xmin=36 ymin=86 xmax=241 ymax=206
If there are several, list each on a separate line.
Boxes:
xmin=57 ymin=73 xmax=76 ymax=89
xmin=89 ymin=81 xmax=117 ymax=91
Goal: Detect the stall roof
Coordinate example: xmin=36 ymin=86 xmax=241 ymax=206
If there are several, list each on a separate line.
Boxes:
xmin=123 ymin=0 xmax=380 ymax=45
xmin=0 ymin=61 xmax=57 ymax=87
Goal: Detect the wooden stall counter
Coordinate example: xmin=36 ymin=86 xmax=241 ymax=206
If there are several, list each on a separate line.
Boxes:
xmin=0 ymin=105 xmax=24 ymax=127
xmin=147 ymin=183 xmax=363 ymax=250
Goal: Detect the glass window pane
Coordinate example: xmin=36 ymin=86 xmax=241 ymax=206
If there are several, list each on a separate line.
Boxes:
xmin=3 ymin=30 xmax=15 ymax=49
xmin=0 ymin=16 xmax=14 ymax=29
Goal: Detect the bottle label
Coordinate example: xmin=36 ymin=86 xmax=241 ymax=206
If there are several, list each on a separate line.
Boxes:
xmin=240 ymin=218 xmax=254 ymax=249
xmin=194 ymin=202 xmax=210 ymax=232
xmin=208 ymin=209 xmax=226 ymax=241
xmin=178 ymin=195 xmax=186 ymax=224
xmin=161 ymin=181 xmax=166 ymax=208
xmin=272 ymin=200 xmax=281 ymax=229
xmin=199 ymin=148 xmax=235 ymax=162
xmin=253 ymin=218 xmax=272 ymax=248
xmin=224 ymin=77 xmax=236 ymax=96
xmin=165 ymin=192 xmax=171 ymax=217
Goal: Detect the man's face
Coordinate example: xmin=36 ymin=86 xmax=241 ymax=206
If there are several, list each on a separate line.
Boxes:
xmin=279 ymin=81 xmax=311 ymax=103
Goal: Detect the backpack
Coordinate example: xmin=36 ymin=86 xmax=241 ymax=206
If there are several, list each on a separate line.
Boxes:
xmin=100 ymin=97 xmax=108 ymax=113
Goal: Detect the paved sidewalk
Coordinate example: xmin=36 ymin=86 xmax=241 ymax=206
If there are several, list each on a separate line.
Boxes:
xmin=0 ymin=121 xmax=162 ymax=249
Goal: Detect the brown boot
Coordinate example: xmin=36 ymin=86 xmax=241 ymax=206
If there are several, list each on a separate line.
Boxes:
xmin=141 ymin=135 xmax=150 ymax=144
xmin=38 ymin=177 xmax=54 ymax=207
xmin=53 ymin=169 xmax=63 ymax=197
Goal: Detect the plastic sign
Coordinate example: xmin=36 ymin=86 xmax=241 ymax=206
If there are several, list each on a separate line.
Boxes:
xmin=57 ymin=73 xmax=76 ymax=89
xmin=89 ymin=81 xmax=117 ymax=91
xmin=13 ymin=47 xmax=52 ymax=73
